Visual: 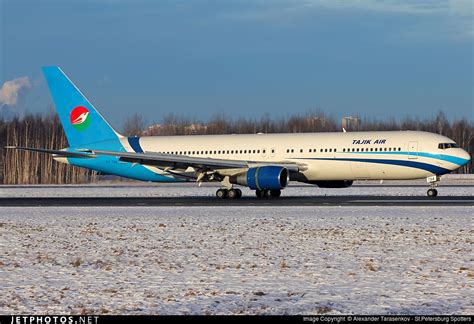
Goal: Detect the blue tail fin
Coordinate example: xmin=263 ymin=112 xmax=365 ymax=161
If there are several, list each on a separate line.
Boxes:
xmin=42 ymin=66 xmax=121 ymax=147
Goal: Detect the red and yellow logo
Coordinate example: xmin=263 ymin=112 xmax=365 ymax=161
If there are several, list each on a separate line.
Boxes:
xmin=70 ymin=106 xmax=90 ymax=131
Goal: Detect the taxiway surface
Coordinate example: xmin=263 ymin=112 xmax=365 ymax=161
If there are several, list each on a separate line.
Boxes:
xmin=1 ymin=195 xmax=473 ymax=206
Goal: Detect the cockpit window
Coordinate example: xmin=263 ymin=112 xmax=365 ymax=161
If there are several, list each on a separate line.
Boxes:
xmin=438 ymin=143 xmax=459 ymax=149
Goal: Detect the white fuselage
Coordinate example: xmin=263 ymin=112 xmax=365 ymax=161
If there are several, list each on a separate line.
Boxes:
xmin=118 ymin=130 xmax=470 ymax=182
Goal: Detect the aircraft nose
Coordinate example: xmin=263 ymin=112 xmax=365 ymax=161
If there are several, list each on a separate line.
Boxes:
xmin=459 ymin=149 xmax=471 ymax=166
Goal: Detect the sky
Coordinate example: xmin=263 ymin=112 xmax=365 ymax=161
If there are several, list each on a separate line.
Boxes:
xmin=1 ymin=0 xmax=473 ymax=130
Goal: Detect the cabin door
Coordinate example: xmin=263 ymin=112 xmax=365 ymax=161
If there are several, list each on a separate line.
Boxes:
xmin=408 ymin=141 xmax=418 ymax=159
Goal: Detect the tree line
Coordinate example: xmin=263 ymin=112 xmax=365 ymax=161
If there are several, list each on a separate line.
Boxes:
xmin=0 ymin=114 xmax=97 ymax=184
xmin=1 ymin=110 xmax=472 ymax=184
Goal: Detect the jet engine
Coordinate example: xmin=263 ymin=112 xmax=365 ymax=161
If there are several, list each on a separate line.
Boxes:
xmin=230 ymin=166 xmax=289 ymax=190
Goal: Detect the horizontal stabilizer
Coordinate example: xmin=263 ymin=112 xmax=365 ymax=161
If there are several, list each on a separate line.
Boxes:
xmin=4 ymin=146 xmax=96 ymax=159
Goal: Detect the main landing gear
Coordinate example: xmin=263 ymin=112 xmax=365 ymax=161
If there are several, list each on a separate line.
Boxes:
xmin=216 ymin=188 xmax=242 ymax=199
xmin=255 ymin=189 xmax=281 ymax=198
xmin=215 ymin=188 xmax=282 ymax=199
xmin=426 ymin=175 xmax=439 ymax=198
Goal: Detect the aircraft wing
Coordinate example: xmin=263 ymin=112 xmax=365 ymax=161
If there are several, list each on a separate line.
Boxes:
xmin=5 ymin=146 xmax=302 ymax=179
xmin=85 ymin=149 xmax=302 ymax=172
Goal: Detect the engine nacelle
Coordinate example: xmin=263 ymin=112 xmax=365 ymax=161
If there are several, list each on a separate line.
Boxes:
xmin=313 ymin=180 xmax=353 ymax=188
xmin=230 ymin=166 xmax=289 ymax=190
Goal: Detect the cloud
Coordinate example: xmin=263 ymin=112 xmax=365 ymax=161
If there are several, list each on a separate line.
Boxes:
xmin=295 ymin=0 xmax=473 ymax=17
xmin=306 ymin=0 xmax=448 ymax=15
xmin=221 ymin=0 xmax=473 ymax=41
xmin=0 ymin=76 xmax=31 ymax=107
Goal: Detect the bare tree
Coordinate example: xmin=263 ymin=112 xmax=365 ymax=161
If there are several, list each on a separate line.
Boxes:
xmin=122 ymin=113 xmax=146 ymax=136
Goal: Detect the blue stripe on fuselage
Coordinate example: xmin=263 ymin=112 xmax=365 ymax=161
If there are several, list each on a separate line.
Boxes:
xmin=344 ymin=151 xmax=468 ymax=166
xmin=128 ymin=137 xmax=144 ymax=153
xmin=307 ymin=157 xmax=451 ymax=175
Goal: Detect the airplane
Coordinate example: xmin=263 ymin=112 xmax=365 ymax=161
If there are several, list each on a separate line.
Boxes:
xmin=6 ymin=66 xmax=471 ymax=199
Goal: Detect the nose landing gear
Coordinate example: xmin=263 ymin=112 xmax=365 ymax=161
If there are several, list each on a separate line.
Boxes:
xmin=427 ymin=188 xmax=438 ymax=197
xmin=426 ymin=175 xmax=440 ymax=198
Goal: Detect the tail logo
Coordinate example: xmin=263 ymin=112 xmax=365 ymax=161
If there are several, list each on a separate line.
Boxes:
xmin=70 ymin=106 xmax=90 ymax=131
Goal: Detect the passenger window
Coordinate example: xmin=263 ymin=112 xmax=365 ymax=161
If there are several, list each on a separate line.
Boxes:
xmin=325 ymin=149 xmax=328 ymax=152
xmin=320 ymin=149 xmax=323 ymax=152
xmin=334 ymin=149 xmax=337 ymax=152
xmin=329 ymin=149 xmax=332 ymax=152
xmin=257 ymin=150 xmax=260 ymax=153
xmin=300 ymin=149 xmax=303 ymax=153
xmin=291 ymin=149 xmax=294 ymax=153
xmin=309 ymin=149 xmax=312 ymax=153
xmin=343 ymin=149 xmax=345 ymax=152
xmin=287 ymin=149 xmax=290 ymax=153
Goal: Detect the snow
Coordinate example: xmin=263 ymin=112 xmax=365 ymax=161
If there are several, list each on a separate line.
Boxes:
xmin=1 ymin=205 xmax=472 ymax=315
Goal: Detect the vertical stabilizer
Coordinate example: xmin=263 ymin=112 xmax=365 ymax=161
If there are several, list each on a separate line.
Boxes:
xmin=42 ymin=66 xmax=121 ymax=147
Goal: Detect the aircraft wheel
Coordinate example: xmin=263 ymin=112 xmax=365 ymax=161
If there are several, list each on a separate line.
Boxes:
xmin=235 ymin=188 xmax=242 ymax=198
xmin=256 ymin=189 xmax=263 ymax=198
xmin=216 ymin=189 xmax=228 ymax=199
xmin=270 ymin=189 xmax=281 ymax=198
xmin=427 ymin=188 xmax=438 ymax=197
xmin=227 ymin=189 xmax=239 ymax=199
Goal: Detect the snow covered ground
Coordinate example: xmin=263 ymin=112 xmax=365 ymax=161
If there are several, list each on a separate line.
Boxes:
xmin=1 ymin=205 xmax=473 ymax=315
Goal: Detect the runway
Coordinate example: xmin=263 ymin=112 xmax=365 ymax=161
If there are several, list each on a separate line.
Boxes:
xmin=1 ymin=195 xmax=473 ymax=206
